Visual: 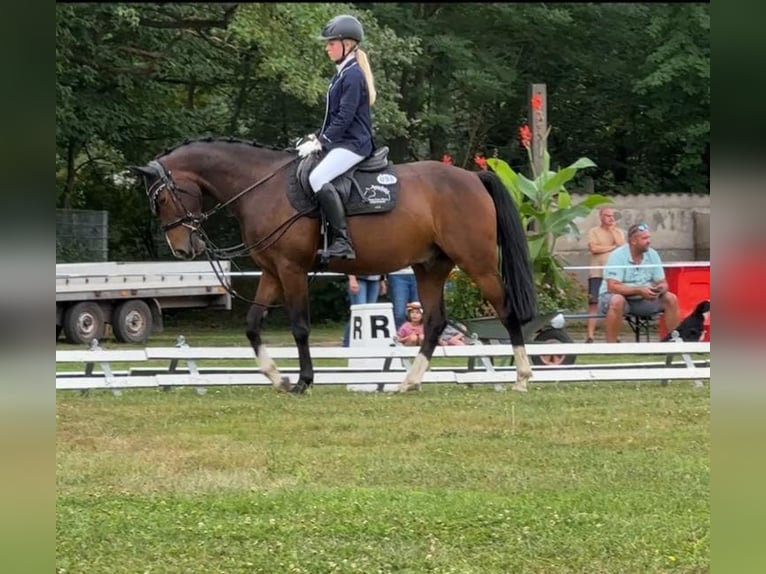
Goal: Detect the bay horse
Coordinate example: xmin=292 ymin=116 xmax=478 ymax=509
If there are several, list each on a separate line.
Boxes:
xmin=128 ymin=137 xmax=537 ymax=394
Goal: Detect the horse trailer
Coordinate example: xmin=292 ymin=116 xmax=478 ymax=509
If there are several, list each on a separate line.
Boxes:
xmin=56 ymin=261 xmax=232 ymax=345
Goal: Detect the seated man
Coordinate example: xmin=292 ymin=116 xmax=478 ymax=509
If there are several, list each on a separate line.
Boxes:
xmin=598 ymin=223 xmax=680 ymax=342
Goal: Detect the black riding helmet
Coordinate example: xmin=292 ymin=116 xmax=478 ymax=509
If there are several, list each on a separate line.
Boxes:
xmin=318 ymin=14 xmax=364 ymax=43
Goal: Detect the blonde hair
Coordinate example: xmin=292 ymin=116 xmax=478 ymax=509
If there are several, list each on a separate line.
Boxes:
xmin=355 ymin=48 xmax=377 ymax=106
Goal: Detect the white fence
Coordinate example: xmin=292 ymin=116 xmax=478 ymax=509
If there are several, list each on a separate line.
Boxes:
xmin=56 ymin=339 xmax=711 ymax=393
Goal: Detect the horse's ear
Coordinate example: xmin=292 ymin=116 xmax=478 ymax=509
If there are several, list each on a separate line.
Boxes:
xmin=126 ymin=165 xmax=155 ymax=178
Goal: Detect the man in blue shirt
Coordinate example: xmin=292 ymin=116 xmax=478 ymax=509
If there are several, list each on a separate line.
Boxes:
xmin=598 ymin=223 xmax=680 ymax=342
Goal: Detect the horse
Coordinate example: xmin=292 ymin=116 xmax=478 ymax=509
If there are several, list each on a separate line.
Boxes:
xmin=128 ymin=137 xmax=538 ymax=394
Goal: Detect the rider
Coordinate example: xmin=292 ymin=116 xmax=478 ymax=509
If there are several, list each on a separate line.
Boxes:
xmin=296 ymin=14 xmax=376 ymax=260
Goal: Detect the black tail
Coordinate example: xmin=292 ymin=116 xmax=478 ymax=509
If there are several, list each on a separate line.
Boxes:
xmin=477 ymin=170 xmax=537 ymax=324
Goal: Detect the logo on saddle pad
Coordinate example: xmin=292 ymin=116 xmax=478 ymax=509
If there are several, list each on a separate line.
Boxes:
xmin=363 ymin=184 xmax=391 ymax=205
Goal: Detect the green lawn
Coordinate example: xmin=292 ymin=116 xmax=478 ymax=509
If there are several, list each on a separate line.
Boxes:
xmin=56 ymin=381 xmax=709 ymax=573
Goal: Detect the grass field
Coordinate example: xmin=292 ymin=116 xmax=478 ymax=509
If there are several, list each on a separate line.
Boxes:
xmin=57 ymin=376 xmax=710 ymax=573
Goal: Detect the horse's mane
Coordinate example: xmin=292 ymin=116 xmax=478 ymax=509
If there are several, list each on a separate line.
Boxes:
xmin=154 ymin=136 xmax=291 ymax=160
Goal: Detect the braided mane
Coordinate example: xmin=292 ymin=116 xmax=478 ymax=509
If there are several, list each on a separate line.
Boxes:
xmin=154 ymin=136 xmax=290 ymax=160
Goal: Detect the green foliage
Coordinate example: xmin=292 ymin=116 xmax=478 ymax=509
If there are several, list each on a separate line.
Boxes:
xmin=444 ymin=269 xmax=495 ymax=321
xmin=445 ymin=267 xmax=587 ymax=320
xmin=534 ymin=272 xmax=588 ymax=316
xmin=488 ymin=152 xmax=611 ymax=290
xmin=56 ymin=238 xmax=98 ymax=263
xmin=228 ymin=3 xmax=420 ymax=141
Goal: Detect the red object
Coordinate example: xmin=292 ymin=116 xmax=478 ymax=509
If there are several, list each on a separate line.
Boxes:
xmin=519 ymin=125 xmax=532 ymax=149
xmin=442 ymin=154 xmax=453 ymax=165
xmin=531 ymin=93 xmax=543 ymax=111
xmin=659 ymin=263 xmax=710 ymax=341
xmin=474 ymin=155 xmax=488 ymax=170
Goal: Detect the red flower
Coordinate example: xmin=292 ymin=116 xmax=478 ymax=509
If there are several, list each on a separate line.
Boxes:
xmin=441 ymin=154 xmax=453 ymax=165
xmin=531 ymin=93 xmax=543 ymax=111
xmin=474 ymin=155 xmax=488 ymax=170
xmin=519 ymin=125 xmax=532 ymax=149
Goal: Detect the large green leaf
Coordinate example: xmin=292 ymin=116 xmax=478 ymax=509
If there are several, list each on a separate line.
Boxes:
xmin=575 ymin=194 xmax=613 ymax=210
xmin=517 ymin=173 xmax=541 ymax=203
xmin=526 ymin=236 xmax=546 ymax=261
xmin=487 ymin=158 xmax=522 ymax=206
xmin=542 ymin=157 xmax=597 ymax=193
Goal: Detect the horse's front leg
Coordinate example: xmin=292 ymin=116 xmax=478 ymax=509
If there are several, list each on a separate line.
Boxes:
xmin=246 ymin=272 xmax=292 ymax=392
xmin=279 ymin=269 xmax=314 ymax=395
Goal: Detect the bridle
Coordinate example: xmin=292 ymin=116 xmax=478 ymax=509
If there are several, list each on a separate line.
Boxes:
xmin=145 ymin=160 xmax=204 ymax=233
xmin=145 ymin=156 xmax=299 ymax=234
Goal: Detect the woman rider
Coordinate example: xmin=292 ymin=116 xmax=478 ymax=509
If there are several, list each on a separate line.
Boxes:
xmin=296 ymin=14 xmax=377 ymax=260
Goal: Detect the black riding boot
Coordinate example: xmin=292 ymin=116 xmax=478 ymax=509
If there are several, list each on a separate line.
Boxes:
xmin=316 ymin=184 xmax=356 ymax=260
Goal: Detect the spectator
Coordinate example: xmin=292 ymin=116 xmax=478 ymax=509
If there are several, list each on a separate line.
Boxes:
xmin=397 ymin=301 xmax=466 ymax=346
xmin=342 ymin=274 xmax=385 ymax=346
xmin=396 ymin=301 xmax=425 ymax=346
xmin=439 ymin=323 xmax=467 ymax=346
xmin=387 ymin=267 xmax=419 ymax=330
xmin=585 ymin=207 xmax=625 ymax=342
xmin=598 ymin=223 xmax=680 ymax=342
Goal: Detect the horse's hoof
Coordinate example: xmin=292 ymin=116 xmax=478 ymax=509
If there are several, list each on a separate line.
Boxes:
xmin=289 ymin=380 xmax=310 ymax=395
xmin=397 ymin=383 xmax=420 ymax=393
xmin=511 ymin=382 xmax=528 ymax=393
xmin=276 ymin=376 xmax=293 ymax=393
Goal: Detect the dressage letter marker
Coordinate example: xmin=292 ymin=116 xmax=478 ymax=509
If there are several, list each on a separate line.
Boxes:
xmin=347 ymin=303 xmax=401 ymax=392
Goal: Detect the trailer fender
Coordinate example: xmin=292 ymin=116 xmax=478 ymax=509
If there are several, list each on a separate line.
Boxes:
xmin=148 ymin=298 xmax=163 ymax=333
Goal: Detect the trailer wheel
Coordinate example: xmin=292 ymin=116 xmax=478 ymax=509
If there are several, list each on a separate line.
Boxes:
xmin=63 ymin=302 xmax=106 ymax=345
xmin=531 ymin=327 xmax=577 ymax=366
xmin=112 ymin=300 xmax=153 ymax=344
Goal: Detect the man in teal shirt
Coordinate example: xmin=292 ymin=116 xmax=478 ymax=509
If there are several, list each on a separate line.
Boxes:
xmin=598 ymin=223 xmax=680 ymax=342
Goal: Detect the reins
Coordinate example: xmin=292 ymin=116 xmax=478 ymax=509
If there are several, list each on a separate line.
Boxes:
xmin=193 ymin=156 xmax=324 ymax=307
xmin=201 ymin=156 xmax=298 ymax=222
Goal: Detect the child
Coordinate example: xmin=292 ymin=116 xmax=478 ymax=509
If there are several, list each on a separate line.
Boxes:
xmin=397 ymin=301 xmax=425 ymax=346
xmin=397 ymin=302 xmax=466 ymax=346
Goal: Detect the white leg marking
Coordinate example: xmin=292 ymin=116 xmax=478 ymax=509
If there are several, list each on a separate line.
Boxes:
xmin=398 ymin=354 xmax=429 ymax=393
xmin=257 ymin=345 xmax=290 ymax=392
xmin=511 ymin=345 xmax=533 ymax=392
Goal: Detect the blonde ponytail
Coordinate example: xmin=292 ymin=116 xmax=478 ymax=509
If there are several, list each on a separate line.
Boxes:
xmin=355 ymin=48 xmax=377 ymax=106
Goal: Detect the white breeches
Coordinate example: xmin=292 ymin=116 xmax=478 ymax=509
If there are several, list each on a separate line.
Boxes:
xmin=309 ymin=147 xmax=366 ymax=193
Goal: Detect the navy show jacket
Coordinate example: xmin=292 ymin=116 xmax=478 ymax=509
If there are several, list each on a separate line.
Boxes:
xmin=317 ymin=58 xmax=374 ymax=158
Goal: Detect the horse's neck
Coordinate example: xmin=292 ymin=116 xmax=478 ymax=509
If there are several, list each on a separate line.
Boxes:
xmin=194 ymin=154 xmax=291 ymax=214
xmin=210 ymin=165 xmax=295 ymax=230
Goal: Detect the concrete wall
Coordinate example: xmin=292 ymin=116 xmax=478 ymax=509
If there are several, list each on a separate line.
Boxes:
xmin=554 ymin=193 xmax=710 ymax=285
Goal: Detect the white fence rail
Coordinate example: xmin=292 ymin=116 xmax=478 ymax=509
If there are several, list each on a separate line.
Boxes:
xmin=56 ymin=340 xmax=711 ymax=393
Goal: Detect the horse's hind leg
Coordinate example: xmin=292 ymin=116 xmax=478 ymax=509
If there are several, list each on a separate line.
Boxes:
xmin=464 ymin=269 xmax=532 ymax=392
xmin=246 ymin=272 xmax=292 ymax=392
xmin=398 ymin=260 xmax=453 ymax=393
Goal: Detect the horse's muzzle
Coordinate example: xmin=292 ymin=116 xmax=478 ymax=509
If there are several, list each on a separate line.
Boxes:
xmin=166 ymin=231 xmax=206 ymax=260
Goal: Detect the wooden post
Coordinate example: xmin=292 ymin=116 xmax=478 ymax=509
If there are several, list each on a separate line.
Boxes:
xmin=528 ymin=83 xmax=547 ymax=178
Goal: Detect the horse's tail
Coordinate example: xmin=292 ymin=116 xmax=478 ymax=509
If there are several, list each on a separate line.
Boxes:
xmin=477 ymin=170 xmax=538 ymax=324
